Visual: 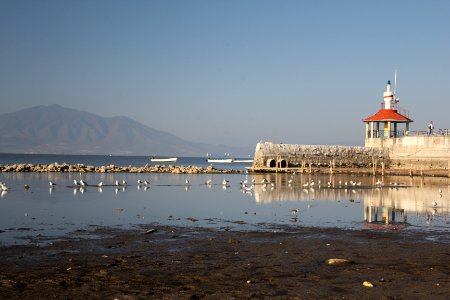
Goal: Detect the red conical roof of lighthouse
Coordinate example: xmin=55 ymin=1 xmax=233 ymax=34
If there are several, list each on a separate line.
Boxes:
xmin=363 ymin=109 xmax=412 ymax=122
xmin=363 ymin=80 xmax=412 ymax=123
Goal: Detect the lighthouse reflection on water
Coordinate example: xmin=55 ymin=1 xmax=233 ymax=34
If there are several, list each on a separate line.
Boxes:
xmin=246 ymin=174 xmax=450 ymax=231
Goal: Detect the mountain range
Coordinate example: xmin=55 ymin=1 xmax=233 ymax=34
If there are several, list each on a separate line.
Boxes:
xmin=0 ymin=104 xmax=253 ymax=156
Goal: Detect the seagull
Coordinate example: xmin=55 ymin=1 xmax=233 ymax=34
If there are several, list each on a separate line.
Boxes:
xmin=185 ymin=179 xmax=189 ymax=185
xmin=432 ymin=199 xmax=438 ymax=207
xmin=115 ymin=180 xmax=120 ymax=186
xmin=73 ymin=179 xmax=79 ymax=186
xmin=222 ymin=179 xmax=229 ymax=185
xmin=122 ymin=180 xmax=127 ymax=186
xmin=290 ymin=209 xmax=299 ymax=214
xmin=303 ymin=182 xmax=309 ymax=187
xmin=144 ymin=180 xmax=150 ymax=185
xmin=206 ymin=179 xmax=212 ymax=185
xmin=49 ymin=181 xmax=56 ymax=186
xmin=1 ymin=183 xmax=9 ymax=191
xmin=137 ymin=179 xmax=142 ymax=185
xmin=24 ymin=184 xmax=30 ymax=190
xmin=288 ymin=179 xmax=293 ymax=184
xmin=97 ymin=181 xmax=103 ymax=187
xmin=79 ymin=179 xmax=86 ymax=187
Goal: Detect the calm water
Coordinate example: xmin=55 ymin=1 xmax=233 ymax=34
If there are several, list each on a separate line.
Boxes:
xmin=0 ymin=155 xmax=449 ymax=245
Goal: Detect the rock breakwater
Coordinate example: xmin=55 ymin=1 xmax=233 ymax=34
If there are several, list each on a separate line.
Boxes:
xmin=0 ymin=163 xmax=243 ymax=174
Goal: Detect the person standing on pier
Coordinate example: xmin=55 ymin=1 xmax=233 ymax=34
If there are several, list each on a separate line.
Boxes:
xmin=427 ymin=121 xmax=434 ymax=135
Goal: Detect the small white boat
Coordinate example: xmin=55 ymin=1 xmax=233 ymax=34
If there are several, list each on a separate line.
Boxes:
xmin=150 ymin=157 xmax=178 ymax=163
xmin=233 ymin=159 xmax=253 ymax=163
xmin=207 ymin=158 xmax=234 ymax=163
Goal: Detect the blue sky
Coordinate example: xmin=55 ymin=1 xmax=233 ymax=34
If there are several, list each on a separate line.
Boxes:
xmin=1 ymin=0 xmax=449 ymax=147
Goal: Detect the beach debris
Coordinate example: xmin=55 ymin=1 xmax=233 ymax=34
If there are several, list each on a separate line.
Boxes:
xmin=228 ymin=238 xmax=239 ymax=245
xmin=325 ymin=258 xmax=353 ymax=266
xmin=145 ymin=228 xmax=157 ymax=234
xmin=186 ymin=217 xmax=198 ymax=222
xmin=363 ymin=281 xmax=374 ymax=287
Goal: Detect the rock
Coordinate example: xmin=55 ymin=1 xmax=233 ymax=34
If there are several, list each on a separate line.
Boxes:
xmin=325 ymin=258 xmax=353 ymax=265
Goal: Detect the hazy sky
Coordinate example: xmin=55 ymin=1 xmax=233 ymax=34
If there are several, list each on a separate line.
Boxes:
xmin=1 ymin=0 xmax=449 ymax=147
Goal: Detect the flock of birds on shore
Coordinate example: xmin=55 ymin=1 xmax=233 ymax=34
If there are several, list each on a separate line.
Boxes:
xmin=0 ymin=176 xmax=445 ymax=209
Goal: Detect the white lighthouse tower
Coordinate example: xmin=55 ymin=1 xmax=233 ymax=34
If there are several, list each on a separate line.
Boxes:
xmin=383 ymin=80 xmax=394 ymax=110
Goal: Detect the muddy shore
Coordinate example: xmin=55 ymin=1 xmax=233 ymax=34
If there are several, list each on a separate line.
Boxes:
xmin=1 ymin=225 xmax=449 ymax=299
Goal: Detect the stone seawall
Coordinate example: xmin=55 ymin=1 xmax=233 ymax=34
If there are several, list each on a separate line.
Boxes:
xmin=0 ymin=163 xmax=242 ymax=174
xmin=367 ymin=135 xmax=450 ymax=171
xmin=251 ymin=142 xmax=389 ymax=170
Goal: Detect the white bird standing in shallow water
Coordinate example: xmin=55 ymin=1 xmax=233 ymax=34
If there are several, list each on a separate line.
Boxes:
xmin=122 ymin=180 xmax=127 ymax=186
xmin=185 ymin=179 xmax=189 ymax=185
xmin=80 ymin=179 xmax=86 ymax=187
xmin=115 ymin=180 xmax=120 ymax=186
xmin=49 ymin=181 xmax=56 ymax=186
xmin=144 ymin=180 xmax=149 ymax=185
xmin=137 ymin=179 xmax=142 ymax=185
xmin=97 ymin=181 xmax=103 ymax=187
xmin=73 ymin=179 xmax=79 ymax=186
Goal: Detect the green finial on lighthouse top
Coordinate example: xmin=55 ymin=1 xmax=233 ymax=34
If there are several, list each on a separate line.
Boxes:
xmin=387 ymin=80 xmax=391 ymax=84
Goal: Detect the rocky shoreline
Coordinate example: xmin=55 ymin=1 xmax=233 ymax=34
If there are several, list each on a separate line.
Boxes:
xmin=2 ymin=162 xmax=449 ymax=178
xmin=0 ymin=163 xmax=243 ymax=174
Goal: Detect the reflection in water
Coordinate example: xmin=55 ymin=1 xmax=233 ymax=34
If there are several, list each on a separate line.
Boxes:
xmin=0 ymin=172 xmax=449 ymax=246
xmin=248 ymin=174 xmax=450 ymax=229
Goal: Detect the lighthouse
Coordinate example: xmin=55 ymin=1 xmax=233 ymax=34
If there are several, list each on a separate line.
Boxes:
xmin=363 ymin=80 xmax=412 ymax=147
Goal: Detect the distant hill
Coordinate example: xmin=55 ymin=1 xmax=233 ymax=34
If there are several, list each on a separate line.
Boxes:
xmin=0 ymin=104 xmax=253 ymax=156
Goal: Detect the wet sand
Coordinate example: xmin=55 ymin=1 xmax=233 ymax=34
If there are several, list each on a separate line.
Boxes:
xmin=1 ymin=225 xmax=449 ymax=299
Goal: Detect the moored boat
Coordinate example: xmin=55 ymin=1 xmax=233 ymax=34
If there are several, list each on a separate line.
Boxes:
xmin=150 ymin=157 xmax=178 ymax=163
xmin=233 ymin=159 xmax=253 ymax=163
xmin=206 ymin=158 xmax=234 ymax=163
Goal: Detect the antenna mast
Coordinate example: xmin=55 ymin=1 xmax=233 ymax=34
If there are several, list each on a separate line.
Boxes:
xmin=394 ymin=69 xmax=397 ymax=95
